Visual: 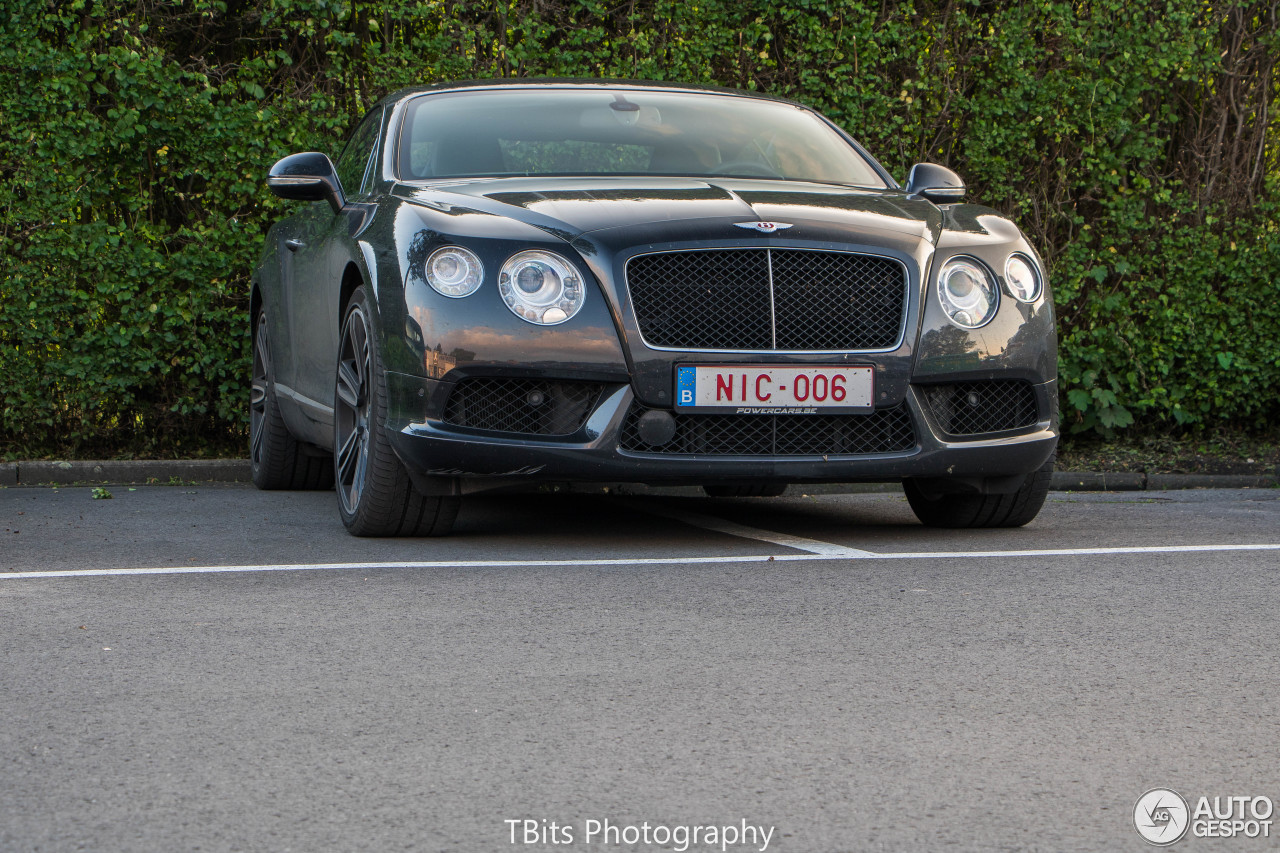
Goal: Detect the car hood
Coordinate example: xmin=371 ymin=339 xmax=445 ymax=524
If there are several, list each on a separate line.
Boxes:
xmin=393 ymin=177 xmax=943 ymax=248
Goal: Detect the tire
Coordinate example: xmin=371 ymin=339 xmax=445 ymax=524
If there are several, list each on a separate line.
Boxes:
xmin=250 ymin=310 xmax=334 ymax=490
xmin=334 ymin=287 xmax=460 ymax=537
xmin=703 ymin=483 xmax=788 ymax=498
xmin=904 ymin=454 xmax=1055 ymax=528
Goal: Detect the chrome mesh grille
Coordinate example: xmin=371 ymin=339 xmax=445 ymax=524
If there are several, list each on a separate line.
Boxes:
xmin=619 ymin=404 xmax=916 ymax=455
xmin=443 ymin=378 xmax=603 ymax=435
xmin=918 ymin=380 xmax=1039 ymax=436
xmin=627 ymin=249 xmax=906 ymax=351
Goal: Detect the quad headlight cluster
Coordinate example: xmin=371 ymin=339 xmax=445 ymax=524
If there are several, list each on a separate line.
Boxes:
xmin=937 ymin=253 xmax=1043 ymax=329
xmin=424 ymin=246 xmax=585 ymax=326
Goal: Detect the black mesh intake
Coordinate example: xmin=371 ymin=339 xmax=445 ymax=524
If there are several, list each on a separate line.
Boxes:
xmin=443 ymin=378 xmax=604 ymax=435
xmin=917 ymin=380 xmax=1040 ymax=436
xmin=628 ymin=250 xmax=772 ymax=349
xmin=626 ymin=249 xmax=906 ymax=351
xmin=770 ymin=250 xmax=905 ymax=350
xmin=619 ymin=404 xmax=916 ymax=455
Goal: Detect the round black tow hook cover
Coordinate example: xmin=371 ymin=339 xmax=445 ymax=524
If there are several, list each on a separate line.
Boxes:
xmin=636 ymin=410 xmax=677 ymax=446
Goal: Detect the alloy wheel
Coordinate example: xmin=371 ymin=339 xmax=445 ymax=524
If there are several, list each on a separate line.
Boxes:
xmin=250 ymin=319 xmax=271 ymax=467
xmin=335 ymin=304 xmax=373 ymax=515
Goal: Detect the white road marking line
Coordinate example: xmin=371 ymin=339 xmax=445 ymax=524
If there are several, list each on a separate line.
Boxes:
xmin=3 ymin=543 xmax=1280 ymax=580
xmin=4 ymin=556 xmax=783 ymax=579
xmin=622 ymin=500 xmax=875 ymax=557
xmin=879 ymin=543 xmax=1280 ymax=559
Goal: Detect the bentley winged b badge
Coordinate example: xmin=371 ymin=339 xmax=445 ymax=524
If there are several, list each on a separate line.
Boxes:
xmin=733 ymin=221 xmax=793 ymax=234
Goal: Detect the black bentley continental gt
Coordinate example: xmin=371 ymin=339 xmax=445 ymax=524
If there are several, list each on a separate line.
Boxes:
xmin=251 ymin=80 xmax=1058 ymax=536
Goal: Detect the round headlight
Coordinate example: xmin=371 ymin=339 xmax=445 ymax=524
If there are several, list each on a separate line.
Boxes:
xmin=499 ymin=250 xmax=586 ymax=325
xmin=937 ymin=256 xmax=998 ymax=328
xmin=425 ymin=246 xmax=483 ymax=298
xmin=1004 ymin=254 xmax=1042 ymax=303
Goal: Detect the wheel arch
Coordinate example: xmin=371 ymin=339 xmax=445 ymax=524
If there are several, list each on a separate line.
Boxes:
xmin=250 ymin=279 xmax=263 ymax=327
xmin=339 ymin=262 xmax=365 ymax=325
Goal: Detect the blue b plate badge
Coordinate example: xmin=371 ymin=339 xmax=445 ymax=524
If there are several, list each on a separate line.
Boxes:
xmin=675 ymin=364 xmax=874 ymax=414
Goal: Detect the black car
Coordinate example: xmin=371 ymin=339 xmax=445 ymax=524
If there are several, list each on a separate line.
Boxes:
xmin=252 ymin=80 xmax=1057 ymax=536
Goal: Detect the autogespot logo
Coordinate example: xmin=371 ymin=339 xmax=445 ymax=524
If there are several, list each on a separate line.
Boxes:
xmin=1135 ymin=788 xmax=1191 ymax=846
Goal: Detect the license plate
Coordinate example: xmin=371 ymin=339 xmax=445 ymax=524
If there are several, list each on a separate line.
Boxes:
xmin=675 ymin=365 xmax=874 ymax=414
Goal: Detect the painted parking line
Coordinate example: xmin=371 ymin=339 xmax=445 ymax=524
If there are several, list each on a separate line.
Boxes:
xmin=3 ymin=543 xmax=1280 ymax=580
xmin=622 ymin=499 xmax=875 ymax=557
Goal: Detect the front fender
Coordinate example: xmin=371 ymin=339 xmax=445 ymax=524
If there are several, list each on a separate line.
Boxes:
xmin=914 ymin=207 xmax=1056 ymax=383
xmin=376 ymin=198 xmax=630 ymax=384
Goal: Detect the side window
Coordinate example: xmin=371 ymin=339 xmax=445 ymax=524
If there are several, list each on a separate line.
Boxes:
xmin=334 ymin=107 xmax=384 ymax=197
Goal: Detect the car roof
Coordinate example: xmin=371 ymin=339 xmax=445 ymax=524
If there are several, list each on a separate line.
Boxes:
xmin=371 ymin=78 xmax=806 ymax=111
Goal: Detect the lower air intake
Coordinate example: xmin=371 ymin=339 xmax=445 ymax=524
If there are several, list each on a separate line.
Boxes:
xmin=619 ymin=404 xmax=916 ymax=455
xmin=443 ymin=378 xmax=603 ymax=436
xmin=917 ymin=380 xmax=1039 ymax=436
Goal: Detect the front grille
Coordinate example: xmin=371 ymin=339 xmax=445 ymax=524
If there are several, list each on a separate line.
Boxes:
xmin=443 ymin=378 xmax=603 ymax=435
xmin=627 ymin=249 xmax=907 ymax=351
xmin=917 ymin=380 xmax=1039 ymax=436
xmin=619 ymin=404 xmax=916 ymax=455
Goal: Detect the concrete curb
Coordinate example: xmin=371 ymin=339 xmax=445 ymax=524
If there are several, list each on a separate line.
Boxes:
xmin=1145 ymin=473 xmax=1279 ymax=490
xmin=4 ymin=459 xmax=251 ymax=486
xmin=1049 ymin=471 xmax=1278 ymax=491
xmin=0 ymin=459 xmax=1275 ymax=492
xmin=1050 ymin=472 xmax=1147 ymax=491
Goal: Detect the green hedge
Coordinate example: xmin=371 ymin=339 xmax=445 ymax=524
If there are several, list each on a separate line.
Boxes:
xmin=2 ymin=0 xmax=1277 ymax=456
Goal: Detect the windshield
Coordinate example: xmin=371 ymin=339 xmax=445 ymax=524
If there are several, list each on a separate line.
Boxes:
xmin=396 ymin=88 xmax=888 ymax=188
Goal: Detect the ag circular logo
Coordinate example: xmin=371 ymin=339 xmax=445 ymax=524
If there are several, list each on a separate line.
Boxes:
xmin=1134 ymin=788 xmax=1190 ymax=845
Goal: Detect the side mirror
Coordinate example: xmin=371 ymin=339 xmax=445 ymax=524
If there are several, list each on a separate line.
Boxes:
xmin=267 ymin=152 xmax=346 ymax=214
xmin=905 ymin=163 xmax=966 ymax=203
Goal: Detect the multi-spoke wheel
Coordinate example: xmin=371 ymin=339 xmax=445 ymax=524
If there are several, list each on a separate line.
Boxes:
xmin=334 ymin=305 xmax=373 ymax=515
xmin=904 ymin=453 xmax=1054 ymax=528
xmin=250 ymin=309 xmax=333 ymax=490
xmin=334 ymin=287 xmax=460 ymax=537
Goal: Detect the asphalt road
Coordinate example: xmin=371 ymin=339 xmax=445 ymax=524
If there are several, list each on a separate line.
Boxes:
xmin=3 ymin=484 xmax=1279 ymax=852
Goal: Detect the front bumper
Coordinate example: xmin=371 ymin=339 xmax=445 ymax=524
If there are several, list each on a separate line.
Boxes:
xmin=387 ymin=378 xmax=1058 ymax=497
